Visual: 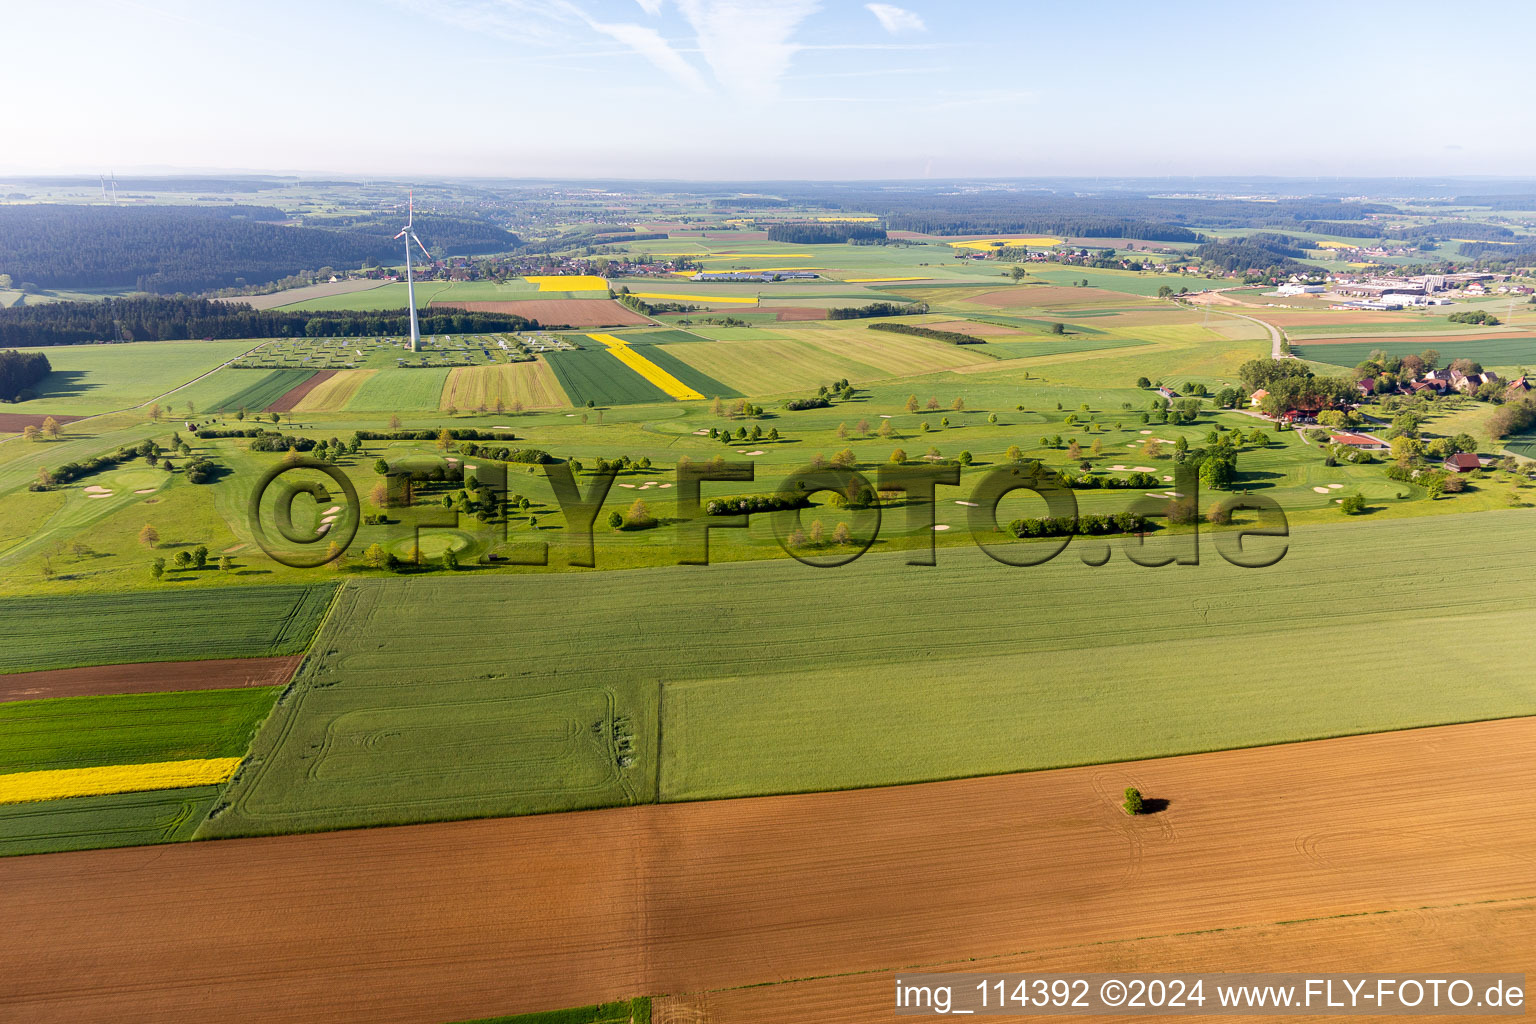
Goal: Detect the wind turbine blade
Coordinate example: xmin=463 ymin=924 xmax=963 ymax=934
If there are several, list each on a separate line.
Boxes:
xmin=412 ymin=233 xmax=431 ymax=260
xmin=394 ymin=229 xmax=408 ymax=240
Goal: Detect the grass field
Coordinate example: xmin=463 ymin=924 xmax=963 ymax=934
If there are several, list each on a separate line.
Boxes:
xmin=205 ymin=368 xmax=316 ymax=414
xmin=0 ymin=786 xmax=219 ymax=857
xmin=543 ymin=349 xmax=671 ymax=406
xmin=291 ymin=368 xmax=377 ymax=412
xmin=0 ymin=585 xmax=335 ymax=674
xmin=1 ymin=341 xmax=256 ymax=415
xmin=277 ymin=280 xmax=538 ymax=311
xmin=442 ymin=360 xmax=571 ymax=411
xmin=200 ymin=578 xmax=659 ymax=837
xmin=190 ymin=510 xmax=1536 ymax=838
xmin=1294 ymin=336 xmax=1536 ymax=368
xmin=0 ymin=688 xmax=278 ymax=774
xmin=344 ymin=366 xmax=452 ymax=411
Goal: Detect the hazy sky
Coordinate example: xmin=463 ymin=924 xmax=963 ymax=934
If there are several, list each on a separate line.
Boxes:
xmin=5 ymin=0 xmax=1533 ymax=180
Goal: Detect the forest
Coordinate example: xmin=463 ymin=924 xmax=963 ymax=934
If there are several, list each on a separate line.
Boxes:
xmin=780 ymin=190 xmax=1393 ymax=240
xmin=299 ymin=212 xmax=520 ymax=254
xmin=0 ymin=349 xmax=51 ymax=402
xmin=0 ymin=205 xmax=517 ymax=293
xmin=0 ymin=296 xmax=536 ymax=346
xmin=1194 ymin=233 xmax=1318 ymax=274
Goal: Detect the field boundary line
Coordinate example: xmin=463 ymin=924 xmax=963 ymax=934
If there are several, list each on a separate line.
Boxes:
xmin=191 ymin=581 xmax=349 ymax=836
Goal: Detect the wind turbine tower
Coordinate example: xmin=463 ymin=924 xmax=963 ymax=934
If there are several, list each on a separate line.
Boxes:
xmin=395 ymin=190 xmax=430 ymax=353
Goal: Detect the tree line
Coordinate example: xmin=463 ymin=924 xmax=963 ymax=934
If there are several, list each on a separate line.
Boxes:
xmin=0 ymin=349 xmax=51 ymax=401
xmin=0 ymin=296 xmax=536 ymax=346
xmin=766 ymin=223 xmax=887 ymax=244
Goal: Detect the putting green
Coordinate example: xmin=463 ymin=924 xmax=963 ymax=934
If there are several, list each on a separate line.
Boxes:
xmin=389 ymin=531 xmax=476 ymax=560
xmin=108 ymin=469 xmax=168 ymax=491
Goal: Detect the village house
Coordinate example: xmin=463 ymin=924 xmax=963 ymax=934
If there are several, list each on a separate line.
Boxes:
xmin=1249 ymin=388 xmax=1268 ymax=407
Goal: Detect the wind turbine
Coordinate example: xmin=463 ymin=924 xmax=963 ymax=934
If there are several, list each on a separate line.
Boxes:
xmin=395 ymin=190 xmax=431 ymax=353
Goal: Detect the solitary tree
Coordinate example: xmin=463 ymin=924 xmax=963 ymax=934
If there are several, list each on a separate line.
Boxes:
xmin=832 ymin=522 xmax=851 ymax=545
xmin=1123 ymin=787 xmax=1145 ymax=815
xmin=905 ymin=394 xmax=920 ymax=414
xmin=41 ymin=416 xmax=61 ymax=439
xmin=150 ymin=557 xmax=166 ymax=581
xmin=878 ymin=420 xmax=894 ymax=439
xmin=218 ymin=554 xmax=233 ymax=572
xmin=951 ymin=396 xmax=965 ymax=411
xmin=138 ymin=524 xmax=159 ymax=549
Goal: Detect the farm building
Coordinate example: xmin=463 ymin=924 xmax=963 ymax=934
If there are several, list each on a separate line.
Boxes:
xmin=1445 ymin=452 xmax=1481 ymax=473
xmin=1156 ymin=386 xmax=1178 ymax=400
xmin=1330 ymin=432 xmax=1389 ymax=451
xmin=1505 ymin=376 xmax=1530 ymax=399
xmin=1249 ymin=388 xmax=1268 ymax=407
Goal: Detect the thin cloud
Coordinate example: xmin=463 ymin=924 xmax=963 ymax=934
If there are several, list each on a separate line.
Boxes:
xmin=865 ymin=3 xmax=925 ymax=35
xmin=634 ymin=0 xmax=664 ymax=14
xmin=584 ymin=17 xmax=710 ymax=92
xmin=675 ymin=0 xmax=820 ymax=97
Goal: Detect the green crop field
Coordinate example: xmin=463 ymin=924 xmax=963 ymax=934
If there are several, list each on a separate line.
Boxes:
xmin=1294 ymin=336 xmax=1536 ymax=368
xmin=542 ymin=349 xmax=670 ymax=406
xmin=0 ymin=688 xmax=280 ymax=773
xmin=0 ymin=584 xmax=336 ymax=674
xmin=344 ymin=366 xmax=453 ymax=411
xmin=981 ymin=336 xmax=1150 ymax=359
xmin=630 ymin=344 xmax=741 ymax=399
xmin=453 ymin=998 xmax=651 ymax=1024
xmin=199 ymin=578 xmax=660 ymax=838
xmin=205 ymin=368 xmax=315 ymax=413
xmin=0 ymin=786 xmax=219 ymax=858
xmin=195 ymin=510 xmax=1536 ymax=838
xmin=2 ymin=340 xmax=256 ymax=415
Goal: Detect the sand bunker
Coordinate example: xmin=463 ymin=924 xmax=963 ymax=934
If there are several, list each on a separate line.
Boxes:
xmin=745 ymin=450 xmax=765 ymax=456
xmin=134 ymin=488 xmax=156 ymax=495
xmin=1313 ymin=486 xmax=1331 ymax=494
xmin=1162 ymin=475 xmax=1173 ymax=482
xmin=932 ymin=524 xmax=951 ymax=531
xmin=83 ymin=485 xmax=111 ymax=495
xmin=1156 ymin=438 xmax=1175 ymax=444
xmin=619 ymin=483 xmax=636 ymax=488
xmin=955 ymin=500 xmax=979 ymax=507
xmin=1109 ymin=464 xmax=1127 ymax=471
xmin=659 ymin=483 xmax=673 ymax=489
xmin=1328 ymin=483 xmax=1345 ymax=489
xmin=325 ymin=505 xmax=342 ymax=514
xmin=693 ymin=429 xmax=710 ymax=435
xmin=1139 ymin=430 xmax=1152 ymax=435
xmin=1132 ymin=466 xmax=1155 ymax=472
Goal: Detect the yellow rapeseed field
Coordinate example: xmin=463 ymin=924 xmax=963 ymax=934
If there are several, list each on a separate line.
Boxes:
xmin=587 ymin=334 xmax=704 ymax=401
xmin=1316 ymin=241 xmax=1356 ymax=250
xmin=627 ymin=292 xmax=759 ymax=305
xmin=815 ymin=217 xmax=879 ymax=223
xmin=0 ymin=757 xmax=243 ymax=804
xmin=524 ymin=275 xmax=609 ymax=292
xmin=948 ymin=237 xmax=1063 ymax=250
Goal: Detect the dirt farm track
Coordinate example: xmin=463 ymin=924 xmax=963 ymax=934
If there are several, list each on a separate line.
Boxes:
xmin=3 ymin=718 xmax=1534 ymax=1024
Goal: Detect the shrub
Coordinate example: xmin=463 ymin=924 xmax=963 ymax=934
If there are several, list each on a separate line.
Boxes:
xmin=1123 ymin=787 xmax=1144 ymax=815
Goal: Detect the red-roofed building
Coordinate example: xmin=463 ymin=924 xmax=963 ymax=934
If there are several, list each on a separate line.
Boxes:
xmin=1445 ymin=452 xmax=1481 ymax=473
xmin=1329 ymin=432 xmax=1389 ymax=451
xmin=1249 ymin=388 xmax=1268 ymax=407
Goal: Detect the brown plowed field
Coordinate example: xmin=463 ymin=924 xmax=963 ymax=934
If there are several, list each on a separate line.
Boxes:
xmin=1244 ymin=310 xmax=1424 ymax=327
xmin=0 ymin=413 xmax=83 ymax=432
xmin=657 ymin=899 xmax=1536 ymax=1024
xmin=773 ymin=306 xmax=831 ymax=321
xmin=3 ymin=718 xmax=1533 ymax=1024
xmin=429 ymin=299 xmax=649 ymax=327
xmin=266 ymin=370 xmax=336 ymax=413
xmin=0 ymin=656 xmax=303 ymax=703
